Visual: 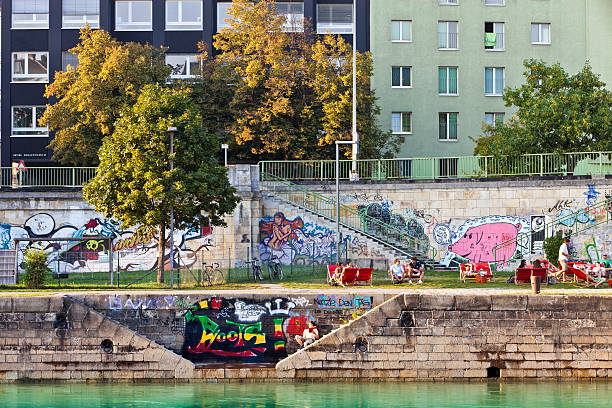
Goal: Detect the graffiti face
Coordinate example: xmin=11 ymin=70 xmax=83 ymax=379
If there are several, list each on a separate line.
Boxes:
xmin=182 ymin=298 xmax=294 ymax=363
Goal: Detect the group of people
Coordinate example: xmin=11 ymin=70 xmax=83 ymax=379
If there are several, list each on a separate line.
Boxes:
xmin=389 ymin=257 xmax=425 ymax=284
xmin=555 ymin=237 xmax=612 ymax=282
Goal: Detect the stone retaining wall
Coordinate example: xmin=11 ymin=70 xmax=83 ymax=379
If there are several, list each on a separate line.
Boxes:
xmin=278 ymin=293 xmax=612 ymax=380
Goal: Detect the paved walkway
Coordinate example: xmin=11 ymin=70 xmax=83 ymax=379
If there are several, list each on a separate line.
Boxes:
xmin=2 ymin=287 xmax=612 ymax=296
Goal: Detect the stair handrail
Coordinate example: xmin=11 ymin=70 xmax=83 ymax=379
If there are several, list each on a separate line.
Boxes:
xmin=491 ymin=198 xmax=612 ymax=266
xmin=261 ymin=172 xmax=437 ymax=262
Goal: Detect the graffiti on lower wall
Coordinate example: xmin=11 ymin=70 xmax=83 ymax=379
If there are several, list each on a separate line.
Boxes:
xmin=1 ymin=213 xmax=214 ymax=273
xmin=182 ymin=297 xmax=300 ymax=363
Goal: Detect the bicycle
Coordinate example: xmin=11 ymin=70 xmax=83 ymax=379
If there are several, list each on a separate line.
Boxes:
xmin=200 ymin=262 xmax=224 ymax=287
xmin=268 ymin=257 xmax=284 ymax=281
xmin=245 ymin=258 xmax=263 ymax=282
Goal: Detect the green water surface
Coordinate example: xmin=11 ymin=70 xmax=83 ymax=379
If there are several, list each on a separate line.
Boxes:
xmin=1 ymin=382 xmax=612 ymax=407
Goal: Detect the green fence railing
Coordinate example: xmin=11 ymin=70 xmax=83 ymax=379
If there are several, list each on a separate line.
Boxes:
xmin=1 ymin=167 xmax=97 ymax=187
xmin=259 ymin=151 xmax=612 ymax=181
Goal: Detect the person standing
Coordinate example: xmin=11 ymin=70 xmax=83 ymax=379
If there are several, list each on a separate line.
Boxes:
xmin=558 ymin=237 xmax=571 ymax=281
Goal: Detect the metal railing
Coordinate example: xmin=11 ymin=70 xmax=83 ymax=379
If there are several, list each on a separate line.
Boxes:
xmin=1 ymin=167 xmax=97 ymax=187
xmin=261 ymin=172 xmax=437 ymax=264
xmin=492 ymin=198 xmax=612 ymax=267
xmin=259 ymin=152 xmax=612 ymax=181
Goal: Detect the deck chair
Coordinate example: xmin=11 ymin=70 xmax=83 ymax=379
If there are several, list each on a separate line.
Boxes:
xmin=327 ymin=265 xmax=338 ymax=285
xmin=473 ymin=262 xmax=494 ymax=281
xmin=515 ymin=267 xmax=548 ymax=285
xmin=355 ymin=268 xmax=373 ymax=286
xmin=459 ymin=263 xmax=477 ymax=282
xmin=336 ymin=267 xmax=359 ymax=287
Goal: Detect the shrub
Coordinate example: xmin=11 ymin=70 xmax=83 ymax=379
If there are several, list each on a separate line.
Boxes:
xmin=22 ymin=248 xmax=50 ymax=289
xmin=542 ymin=232 xmax=566 ymax=264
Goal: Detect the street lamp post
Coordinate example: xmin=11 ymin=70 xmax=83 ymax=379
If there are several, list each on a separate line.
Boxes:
xmin=351 ymin=1 xmax=359 ymax=174
xmin=167 ymin=126 xmax=178 ymax=289
xmin=221 ymin=144 xmax=229 ymax=167
xmin=336 ymin=140 xmax=358 ymax=263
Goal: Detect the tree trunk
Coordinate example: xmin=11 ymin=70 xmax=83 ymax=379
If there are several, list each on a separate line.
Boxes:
xmin=157 ymin=220 xmax=166 ymax=284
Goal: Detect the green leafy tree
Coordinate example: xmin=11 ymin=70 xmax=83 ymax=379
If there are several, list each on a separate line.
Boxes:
xmin=83 ymin=84 xmax=239 ymax=283
xmin=542 ymin=232 xmax=566 ymax=265
xmin=473 ymin=60 xmax=612 ymax=157
xmin=205 ymin=0 xmax=397 ymax=161
xmin=42 ymin=28 xmax=170 ymax=165
xmin=22 ymin=248 xmax=50 ymax=289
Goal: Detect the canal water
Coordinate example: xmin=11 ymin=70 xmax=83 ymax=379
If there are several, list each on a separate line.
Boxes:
xmin=1 ymin=381 xmax=611 ymax=407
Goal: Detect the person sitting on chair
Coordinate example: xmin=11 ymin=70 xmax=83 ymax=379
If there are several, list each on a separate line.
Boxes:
xmin=389 ymin=258 xmax=406 ymax=283
xmin=407 ymin=256 xmax=425 ymax=284
xmin=533 ymin=259 xmax=542 ymax=269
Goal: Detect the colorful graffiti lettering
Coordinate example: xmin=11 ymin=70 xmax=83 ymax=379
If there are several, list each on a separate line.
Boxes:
xmin=584 ymin=184 xmax=600 ymax=206
xmin=108 ymin=295 xmax=176 ymax=310
xmin=314 ymin=295 xmax=373 ymax=311
xmin=182 ymin=298 xmax=296 ymax=363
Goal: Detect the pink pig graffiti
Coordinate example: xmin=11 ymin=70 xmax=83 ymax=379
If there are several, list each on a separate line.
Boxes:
xmin=449 ymin=222 xmax=521 ymax=265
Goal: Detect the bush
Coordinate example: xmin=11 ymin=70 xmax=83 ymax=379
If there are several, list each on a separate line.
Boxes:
xmin=22 ymin=248 xmax=50 ymax=289
xmin=542 ymin=232 xmax=566 ymax=264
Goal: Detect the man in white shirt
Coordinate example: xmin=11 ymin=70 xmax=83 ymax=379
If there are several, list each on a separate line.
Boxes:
xmin=557 ymin=237 xmax=571 ymax=281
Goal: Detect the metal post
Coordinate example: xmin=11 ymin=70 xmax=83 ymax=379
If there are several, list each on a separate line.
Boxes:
xmin=351 ymin=0 xmax=358 ymax=171
xmin=222 ymin=144 xmax=228 ymax=167
xmin=336 ymin=140 xmax=358 ymax=260
xmin=108 ymin=237 xmax=113 ymax=286
xmin=168 ymin=126 xmax=177 ymax=289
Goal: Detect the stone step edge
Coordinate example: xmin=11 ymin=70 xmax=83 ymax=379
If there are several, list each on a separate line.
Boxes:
xmin=64 ymin=295 xmax=195 ymax=377
xmin=275 ymin=293 xmax=406 ymax=371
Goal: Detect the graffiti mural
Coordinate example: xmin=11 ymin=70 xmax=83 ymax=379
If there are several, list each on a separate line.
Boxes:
xmin=314 ymin=295 xmax=373 ymax=311
xmin=440 ymin=216 xmax=530 ymax=267
xmin=1 ymin=213 xmax=215 ymax=273
xmin=259 ymin=212 xmax=346 ymax=265
xmin=182 ymin=297 xmax=297 ymax=363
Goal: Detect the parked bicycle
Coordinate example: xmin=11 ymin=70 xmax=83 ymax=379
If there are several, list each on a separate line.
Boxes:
xmin=200 ymin=262 xmax=224 ymax=287
xmin=268 ymin=256 xmax=284 ymax=281
xmin=245 ymin=258 xmax=263 ymax=282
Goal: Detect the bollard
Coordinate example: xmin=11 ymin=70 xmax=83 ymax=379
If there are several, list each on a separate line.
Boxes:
xmin=531 ymin=276 xmax=541 ymax=294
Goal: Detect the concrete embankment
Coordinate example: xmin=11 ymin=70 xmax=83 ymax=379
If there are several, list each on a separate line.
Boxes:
xmin=1 ymin=289 xmax=612 ymax=382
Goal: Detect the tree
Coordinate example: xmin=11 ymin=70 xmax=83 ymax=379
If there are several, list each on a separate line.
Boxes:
xmin=473 ymin=60 xmax=612 ymax=157
xmin=42 ymin=28 xmax=170 ymax=165
xmin=205 ymin=0 xmax=397 ymax=161
xmin=83 ymin=84 xmax=239 ymax=283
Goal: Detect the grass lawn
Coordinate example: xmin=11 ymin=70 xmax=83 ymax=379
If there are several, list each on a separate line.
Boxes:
xmin=0 ymin=268 xmax=603 ymax=291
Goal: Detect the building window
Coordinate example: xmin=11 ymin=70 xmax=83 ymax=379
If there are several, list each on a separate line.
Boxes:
xmin=485 ymin=67 xmax=504 ymax=95
xmin=485 ymin=112 xmax=504 ymax=128
xmin=531 ymin=23 xmax=551 ymax=44
xmin=12 ymin=106 xmax=48 ymax=137
xmin=391 ymin=67 xmax=411 ymax=88
xmin=12 ymin=0 xmax=49 ymax=29
xmin=439 ymin=0 xmax=458 ymax=4
xmin=166 ymin=55 xmax=200 ymax=79
xmin=273 ymin=2 xmax=304 ymax=32
xmin=62 ymin=0 xmax=99 ymax=29
xmin=317 ymin=4 xmax=353 ymax=34
xmin=116 ymin=0 xmax=152 ymax=31
xmin=62 ymin=52 xmax=79 ymax=71
xmin=439 ymin=113 xmax=458 ymax=140
xmin=438 ymin=21 xmax=458 ymax=49
xmin=391 ymin=20 xmax=411 ymax=42
xmin=12 ymin=52 xmax=48 ymax=82
xmin=484 ymin=0 xmax=504 ymax=5
xmin=438 ymin=67 xmax=458 ymax=95
xmin=166 ymin=0 xmax=202 ymax=30
xmin=484 ymin=22 xmax=504 ymax=50
xmin=392 ymin=112 xmax=411 ymax=134
xmin=217 ymin=2 xmax=231 ymax=32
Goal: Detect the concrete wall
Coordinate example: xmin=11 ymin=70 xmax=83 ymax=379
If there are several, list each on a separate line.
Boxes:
xmin=301 ymin=177 xmax=612 ymax=268
xmin=278 ymin=293 xmax=612 ymax=380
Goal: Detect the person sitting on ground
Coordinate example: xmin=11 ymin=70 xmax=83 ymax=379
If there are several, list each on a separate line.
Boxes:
xmin=389 ymin=258 xmax=406 ymax=283
xmin=407 ymin=256 xmax=425 ymax=284
xmin=295 ymin=320 xmax=319 ymax=349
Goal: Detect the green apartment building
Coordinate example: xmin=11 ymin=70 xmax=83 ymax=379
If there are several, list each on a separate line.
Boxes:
xmin=371 ymin=0 xmax=612 ymax=159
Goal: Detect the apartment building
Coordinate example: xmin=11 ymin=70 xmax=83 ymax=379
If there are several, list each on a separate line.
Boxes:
xmin=371 ymin=0 xmax=612 ymax=159
xmin=0 ymin=0 xmax=369 ymax=166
